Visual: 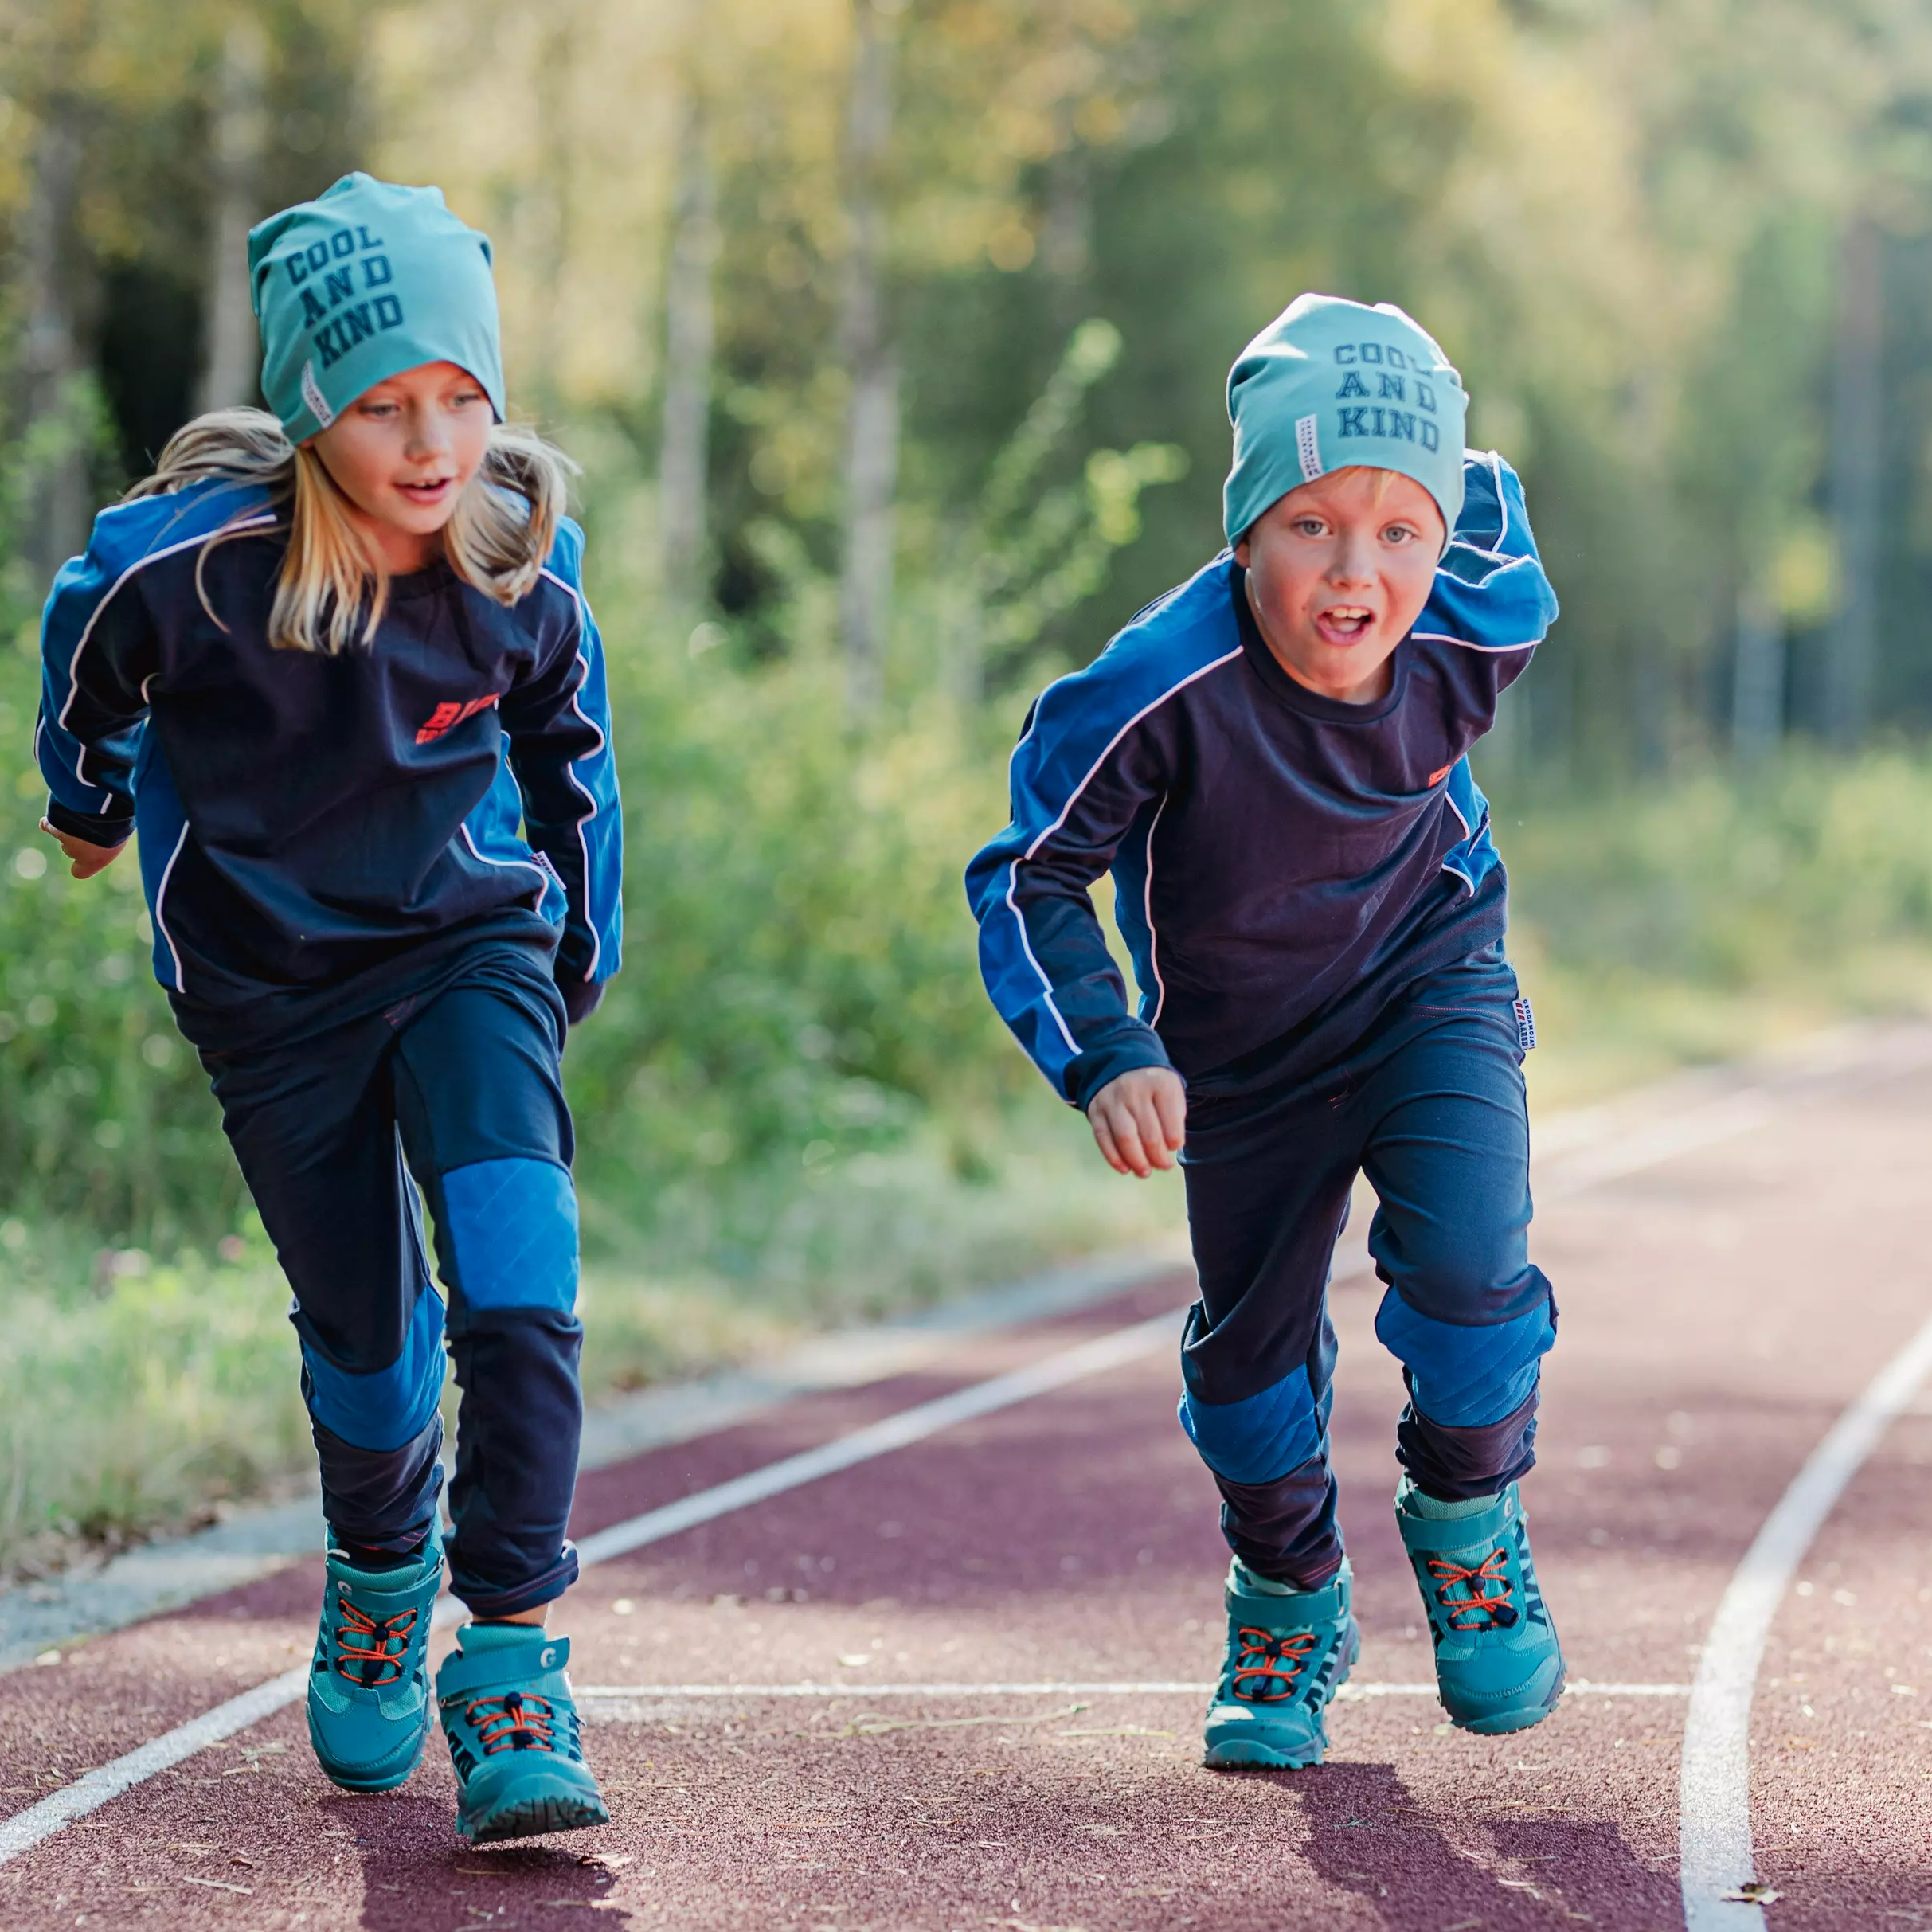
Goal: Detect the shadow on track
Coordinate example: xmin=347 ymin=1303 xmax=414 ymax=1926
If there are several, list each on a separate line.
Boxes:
xmin=1281 ymin=1758 xmax=1680 ymax=1929
xmin=322 ymin=1793 xmax=632 ymax=1930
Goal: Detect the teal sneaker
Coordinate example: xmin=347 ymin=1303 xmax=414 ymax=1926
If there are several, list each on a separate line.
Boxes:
xmin=307 ymin=1532 xmax=443 ymax=1791
xmin=436 ymin=1624 xmax=609 ymax=1843
xmin=1395 ymin=1476 xmax=1565 ymax=1734
xmin=1202 ymin=1555 xmax=1360 ymax=1769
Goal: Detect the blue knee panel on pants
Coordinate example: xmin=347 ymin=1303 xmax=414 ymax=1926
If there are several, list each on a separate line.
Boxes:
xmin=440 ymin=1156 xmax=580 ymax=1313
xmin=1373 ymin=1289 xmax=1554 ymax=1427
xmin=1178 ymin=1366 xmax=1331 ymax=1486
xmin=301 ymin=1285 xmax=447 ymax=1453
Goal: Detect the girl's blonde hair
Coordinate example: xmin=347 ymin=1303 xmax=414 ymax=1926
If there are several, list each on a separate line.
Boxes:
xmin=125 ymin=407 xmax=577 ymax=655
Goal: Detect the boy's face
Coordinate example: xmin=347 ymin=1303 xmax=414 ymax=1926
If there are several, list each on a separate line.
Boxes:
xmin=1234 ymin=467 xmax=1445 ymax=706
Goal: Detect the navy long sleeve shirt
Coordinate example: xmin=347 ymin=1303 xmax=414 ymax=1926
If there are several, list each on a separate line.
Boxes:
xmin=965 ymin=450 xmax=1557 ymax=1111
xmin=37 ymin=478 xmax=622 ymax=1043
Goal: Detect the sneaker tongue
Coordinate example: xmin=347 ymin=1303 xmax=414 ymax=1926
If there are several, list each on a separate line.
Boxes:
xmin=457 ymin=1621 xmax=548 ymax=1656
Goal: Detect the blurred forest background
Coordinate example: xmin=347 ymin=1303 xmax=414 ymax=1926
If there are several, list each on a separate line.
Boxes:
xmin=9 ymin=0 xmax=1932 ymax=1562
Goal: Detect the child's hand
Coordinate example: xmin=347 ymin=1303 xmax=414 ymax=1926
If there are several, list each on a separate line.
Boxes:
xmin=40 ymin=819 xmax=125 ymax=881
xmin=1086 ymin=1066 xmax=1187 ymax=1177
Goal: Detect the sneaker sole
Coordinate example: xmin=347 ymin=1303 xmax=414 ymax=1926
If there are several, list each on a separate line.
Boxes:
xmin=460 ymin=1791 xmax=612 ymax=1844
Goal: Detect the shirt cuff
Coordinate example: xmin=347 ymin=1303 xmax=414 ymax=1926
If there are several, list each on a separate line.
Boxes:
xmin=1067 ymin=1027 xmax=1178 ymax=1111
xmin=45 ymin=799 xmax=134 ymax=847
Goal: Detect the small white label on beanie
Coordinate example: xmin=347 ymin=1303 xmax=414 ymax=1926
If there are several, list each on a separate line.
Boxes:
xmin=300 ymin=361 xmax=335 ymax=430
xmin=1295 ymin=413 xmax=1322 ymax=483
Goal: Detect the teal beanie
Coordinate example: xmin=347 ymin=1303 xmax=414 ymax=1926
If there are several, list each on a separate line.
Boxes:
xmin=1223 ymin=294 xmax=1468 ymax=545
xmin=247 ymin=172 xmax=506 ymax=446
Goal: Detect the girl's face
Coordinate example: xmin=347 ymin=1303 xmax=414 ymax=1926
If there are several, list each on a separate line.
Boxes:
xmin=310 ymin=360 xmax=493 ymax=572
xmin=1234 ymin=466 xmax=1445 ymax=706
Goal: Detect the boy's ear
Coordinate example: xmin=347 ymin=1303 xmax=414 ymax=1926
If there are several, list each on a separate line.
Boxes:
xmin=1233 ymin=535 xmax=1250 ymax=566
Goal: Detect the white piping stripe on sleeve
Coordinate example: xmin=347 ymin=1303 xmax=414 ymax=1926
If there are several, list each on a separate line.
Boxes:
xmin=460 ymin=820 xmax=551 ymax=897
xmin=1437 ymin=780 xmax=1477 ymax=898
xmin=1020 ymin=648 xmax=1242 ymax=863
xmin=152 ymin=821 xmax=193 ymax=995
xmin=1005 ymin=862 xmax=1081 ymax=1062
xmin=54 ymin=514 xmax=277 ymax=792
xmin=1409 ymin=632 xmax=1541 ymax=655
xmin=1005 ymin=647 xmax=1241 ymax=1077
xmin=538 ymin=565 xmax=608 ymax=978
xmin=1144 ymin=793 xmax=1170 ymax=1028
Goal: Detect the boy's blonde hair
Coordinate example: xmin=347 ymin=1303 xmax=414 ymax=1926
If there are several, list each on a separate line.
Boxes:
xmin=126 ymin=407 xmax=576 ymax=656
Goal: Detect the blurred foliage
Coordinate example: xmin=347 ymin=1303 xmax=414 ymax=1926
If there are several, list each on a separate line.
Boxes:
xmin=9 ymin=0 xmax=1932 ymax=1567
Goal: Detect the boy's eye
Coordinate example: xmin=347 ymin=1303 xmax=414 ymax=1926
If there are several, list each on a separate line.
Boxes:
xmin=1292 ymin=518 xmax=1326 ymax=537
xmin=1382 ymin=524 xmax=1416 ymax=544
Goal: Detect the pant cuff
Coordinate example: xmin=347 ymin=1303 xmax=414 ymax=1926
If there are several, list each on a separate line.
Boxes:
xmin=315 ymin=1413 xmax=445 ymax=1555
xmin=1214 ymin=1455 xmax=1344 ymax=1590
xmin=1397 ymin=1383 xmax=1539 ymax=1500
xmin=450 ymin=1539 xmax=581 ymax=1620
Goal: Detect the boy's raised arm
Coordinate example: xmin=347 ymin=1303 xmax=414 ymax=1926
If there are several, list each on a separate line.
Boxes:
xmin=1413 ymin=451 xmax=1560 ymax=655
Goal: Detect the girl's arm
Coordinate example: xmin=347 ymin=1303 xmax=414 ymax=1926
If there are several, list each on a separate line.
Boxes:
xmin=37 ymin=508 xmax=165 ymax=874
xmin=501 ymin=522 xmax=623 ymax=1018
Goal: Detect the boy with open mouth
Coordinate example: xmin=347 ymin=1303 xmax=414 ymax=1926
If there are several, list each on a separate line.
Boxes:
xmin=967 ymin=294 xmax=1564 ymax=1765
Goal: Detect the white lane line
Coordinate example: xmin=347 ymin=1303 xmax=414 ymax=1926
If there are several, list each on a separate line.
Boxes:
xmin=0 ymin=1665 xmax=305 ymax=1862
xmin=0 ymin=1312 xmax=1174 ymax=1866
xmin=1678 ymin=1308 xmax=1932 ymax=1930
xmin=573 ymin=1680 xmax=1689 ymax=1701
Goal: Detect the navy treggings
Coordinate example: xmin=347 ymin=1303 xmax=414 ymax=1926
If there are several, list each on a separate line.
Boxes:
xmin=1177 ymin=947 xmax=1555 ymax=1589
xmin=199 ymin=944 xmax=585 ymax=1618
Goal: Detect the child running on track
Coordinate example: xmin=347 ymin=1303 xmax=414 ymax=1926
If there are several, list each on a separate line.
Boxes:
xmin=968 ymin=295 xmax=1564 ymax=1767
xmin=34 ymin=174 xmax=620 ymax=1840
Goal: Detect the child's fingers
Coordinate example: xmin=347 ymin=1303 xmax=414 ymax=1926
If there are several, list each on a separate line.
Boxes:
xmin=1100 ymin=1098 xmax=1154 ymax=1176
xmin=1132 ymin=1093 xmax=1177 ymax=1171
xmin=1152 ymin=1076 xmax=1187 ymax=1152
xmin=1089 ymin=1110 xmax=1131 ymax=1175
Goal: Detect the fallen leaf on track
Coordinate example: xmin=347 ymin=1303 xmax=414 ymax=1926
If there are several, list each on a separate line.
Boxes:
xmin=1723 ymin=1883 xmax=1781 ymax=1905
xmin=182 ymin=1876 xmax=253 ymax=1895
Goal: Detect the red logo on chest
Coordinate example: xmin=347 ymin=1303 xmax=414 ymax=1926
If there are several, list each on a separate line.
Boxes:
xmin=1427 ymin=764 xmax=1453 ymax=787
xmin=416 ymin=694 xmax=500 ymax=745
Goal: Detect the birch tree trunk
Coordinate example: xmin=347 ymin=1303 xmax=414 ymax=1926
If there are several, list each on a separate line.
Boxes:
xmin=20 ymin=96 xmax=89 ymax=581
xmin=659 ymin=89 xmax=717 ymax=604
xmin=1825 ymin=217 xmax=1883 ymax=749
xmin=838 ymin=0 xmax=898 ymax=718
xmin=196 ymin=17 xmax=269 ymax=413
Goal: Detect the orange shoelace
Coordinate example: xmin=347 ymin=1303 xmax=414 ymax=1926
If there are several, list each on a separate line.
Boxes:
xmin=1230 ymin=1625 xmax=1320 ymax=1703
xmin=1426 ymin=1548 xmax=1519 ymax=1631
xmin=332 ymin=1602 xmax=420 ymax=1688
xmin=464 ymin=1691 xmax=559 ymax=1756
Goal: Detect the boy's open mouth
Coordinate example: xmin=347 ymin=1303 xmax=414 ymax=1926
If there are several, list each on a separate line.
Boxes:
xmin=1314 ymin=604 xmax=1376 ymax=644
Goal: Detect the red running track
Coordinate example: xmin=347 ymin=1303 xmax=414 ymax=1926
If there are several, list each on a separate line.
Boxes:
xmin=2 ymin=1044 xmax=1931 ymax=1929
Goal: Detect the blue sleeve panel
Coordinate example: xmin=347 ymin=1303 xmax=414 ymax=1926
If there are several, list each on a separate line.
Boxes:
xmin=1416 ymin=452 xmax=1560 ymax=901
xmin=37 ymin=483 xmax=276 ymax=846
xmin=505 ymin=517 xmax=624 ymax=990
xmin=964 ymin=561 xmax=1242 ymax=1107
